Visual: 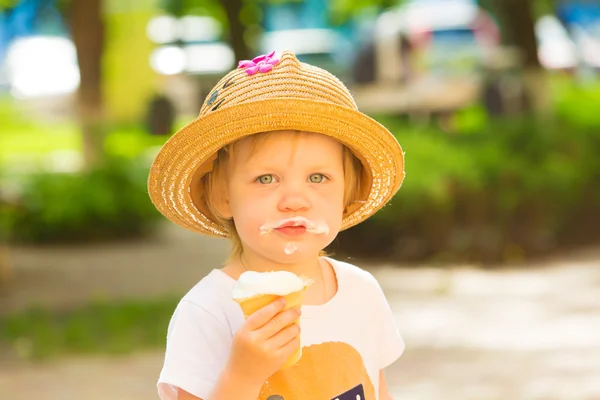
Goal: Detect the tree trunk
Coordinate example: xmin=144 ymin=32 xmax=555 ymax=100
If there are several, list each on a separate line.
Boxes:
xmin=0 ymin=245 xmax=13 ymax=291
xmin=67 ymin=0 xmax=106 ymax=169
xmin=221 ymin=0 xmax=250 ymax=61
xmin=492 ymin=0 xmax=540 ymax=69
xmin=491 ymin=0 xmax=550 ymax=114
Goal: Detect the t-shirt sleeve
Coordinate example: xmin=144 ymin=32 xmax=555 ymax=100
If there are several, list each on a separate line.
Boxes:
xmin=372 ymin=279 xmax=405 ymax=369
xmin=157 ymin=300 xmax=232 ymax=400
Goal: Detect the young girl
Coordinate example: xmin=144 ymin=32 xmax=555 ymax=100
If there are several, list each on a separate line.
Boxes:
xmin=148 ymin=50 xmax=405 ymax=400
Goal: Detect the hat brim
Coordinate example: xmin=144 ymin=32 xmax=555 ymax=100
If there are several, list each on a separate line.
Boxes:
xmin=147 ymin=98 xmax=404 ymax=237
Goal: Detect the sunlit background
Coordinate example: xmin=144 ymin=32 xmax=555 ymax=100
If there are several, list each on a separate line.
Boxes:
xmin=1 ymin=0 xmax=600 ymax=399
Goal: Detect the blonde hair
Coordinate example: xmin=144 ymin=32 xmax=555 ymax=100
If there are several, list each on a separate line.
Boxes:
xmin=202 ymin=131 xmax=363 ymax=260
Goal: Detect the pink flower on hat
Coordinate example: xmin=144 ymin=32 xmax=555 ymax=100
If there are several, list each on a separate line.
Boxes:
xmin=238 ymin=51 xmax=280 ymax=75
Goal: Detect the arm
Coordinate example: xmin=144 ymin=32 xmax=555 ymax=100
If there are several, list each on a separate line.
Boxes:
xmin=176 ymin=388 xmax=202 ymax=400
xmin=173 ymin=298 xmax=299 ymax=400
xmin=379 ymin=370 xmax=394 ymax=400
xmin=173 ymin=366 xmax=263 ymax=400
xmin=205 ymin=366 xmax=264 ymax=400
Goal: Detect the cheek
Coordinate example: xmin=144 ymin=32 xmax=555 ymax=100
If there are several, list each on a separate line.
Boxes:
xmin=319 ymin=184 xmax=345 ymax=229
xmin=228 ymin=194 xmax=269 ymax=235
xmin=326 ymin=206 xmax=344 ymax=235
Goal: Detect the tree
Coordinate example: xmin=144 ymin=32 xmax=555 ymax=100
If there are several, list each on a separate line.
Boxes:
xmin=221 ymin=0 xmax=250 ymax=61
xmin=1 ymin=0 xmax=106 ymax=168
xmin=65 ymin=0 xmax=106 ymax=169
xmin=489 ymin=0 xmax=540 ymax=70
xmin=161 ymin=0 xmax=249 ymax=61
xmin=160 ymin=0 xmax=400 ymax=63
xmin=479 ymin=0 xmax=556 ymax=113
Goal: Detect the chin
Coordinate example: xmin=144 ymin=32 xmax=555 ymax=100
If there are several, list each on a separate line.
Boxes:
xmin=267 ymin=246 xmax=323 ymax=263
xmin=244 ymin=231 xmax=339 ymax=263
xmin=255 ymin=240 xmax=328 ymax=263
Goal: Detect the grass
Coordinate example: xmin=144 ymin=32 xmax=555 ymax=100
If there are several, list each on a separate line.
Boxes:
xmin=0 ymin=123 xmax=172 ymax=169
xmin=0 ymin=93 xmax=192 ymax=169
xmin=0 ymin=297 xmax=179 ymax=360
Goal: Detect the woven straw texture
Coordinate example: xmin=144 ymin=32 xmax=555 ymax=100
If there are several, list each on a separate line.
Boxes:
xmin=147 ymin=50 xmax=405 ymax=237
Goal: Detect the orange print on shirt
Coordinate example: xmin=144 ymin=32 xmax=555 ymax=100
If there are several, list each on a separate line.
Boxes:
xmin=258 ymin=342 xmax=375 ymax=400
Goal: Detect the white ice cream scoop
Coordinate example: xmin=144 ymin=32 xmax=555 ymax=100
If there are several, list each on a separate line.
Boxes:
xmin=232 ymin=270 xmax=313 ymax=300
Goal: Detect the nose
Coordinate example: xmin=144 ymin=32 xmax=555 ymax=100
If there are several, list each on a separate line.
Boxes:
xmin=277 ymin=182 xmax=310 ymax=213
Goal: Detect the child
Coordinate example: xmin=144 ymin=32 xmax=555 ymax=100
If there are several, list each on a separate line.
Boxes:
xmin=148 ymin=50 xmax=405 ymax=400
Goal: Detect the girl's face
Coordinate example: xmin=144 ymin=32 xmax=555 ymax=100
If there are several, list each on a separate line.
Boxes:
xmin=220 ymin=131 xmax=345 ymax=264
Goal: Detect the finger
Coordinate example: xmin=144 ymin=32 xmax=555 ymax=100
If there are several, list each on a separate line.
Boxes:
xmin=245 ymin=297 xmax=286 ymax=330
xmin=275 ymin=335 xmax=301 ymax=360
xmin=267 ymin=322 xmax=300 ymax=349
xmin=260 ymin=307 xmax=301 ymax=339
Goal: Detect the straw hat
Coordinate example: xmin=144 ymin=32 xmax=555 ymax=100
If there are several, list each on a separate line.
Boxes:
xmin=148 ymin=50 xmax=404 ymax=238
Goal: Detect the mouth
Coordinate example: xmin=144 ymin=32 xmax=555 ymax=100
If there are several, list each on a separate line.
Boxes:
xmin=278 ymin=220 xmax=306 ymax=228
xmin=274 ymin=220 xmax=308 ymax=235
xmin=260 ymin=216 xmax=329 ymax=236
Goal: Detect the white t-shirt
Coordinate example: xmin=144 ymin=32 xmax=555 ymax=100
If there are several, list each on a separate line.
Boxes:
xmin=157 ymin=258 xmax=404 ymax=400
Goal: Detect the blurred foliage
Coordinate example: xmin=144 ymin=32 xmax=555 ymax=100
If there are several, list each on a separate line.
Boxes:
xmin=335 ymin=110 xmax=600 ymax=263
xmin=0 ymin=93 xmax=179 ymax=166
xmin=159 ymin=0 xmax=386 ymax=21
xmin=2 ymin=157 xmax=161 ymax=244
xmin=478 ymin=0 xmax=558 ymax=19
xmin=328 ymin=0 xmax=398 ymax=23
xmin=0 ymin=98 xmax=175 ymax=245
xmin=160 ymin=0 xmax=227 ymax=22
xmin=158 ymin=0 xmax=401 ymax=45
xmin=332 ymin=77 xmax=600 ymax=263
xmin=0 ymin=0 xmax=18 ymax=8
xmin=0 ymin=297 xmax=178 ymax=360
xmin=553 ymin=80 xmax=600 ymax=128
xmin=2 ymin=77 xmax=600 ymax=258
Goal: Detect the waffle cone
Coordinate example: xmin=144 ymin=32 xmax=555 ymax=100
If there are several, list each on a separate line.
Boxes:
xmin=235 ymin=288 xmax=307 ymax=369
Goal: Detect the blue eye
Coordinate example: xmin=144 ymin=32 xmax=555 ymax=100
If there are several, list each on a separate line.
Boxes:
xmin=257 ymin=175 xmax=273 ymax=184
xmin=309 ymin=173 xmax=326 ymax=183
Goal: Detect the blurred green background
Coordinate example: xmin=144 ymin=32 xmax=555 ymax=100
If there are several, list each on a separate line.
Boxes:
xmin=1 ymin=0 xmax=599 ymax=399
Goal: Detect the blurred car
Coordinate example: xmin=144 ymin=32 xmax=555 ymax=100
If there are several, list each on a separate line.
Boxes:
xmin=350 ymin=0 xmax=501 ymax=114
xmin=572 ymin=21 xmax=600 ymax=71
xmin=535 ymin=15 xmax=580 ymax=71
xmin=358 ymin=0 xmax=499 ymax=79
xmin=400 ymin=0 xmax=499 ymax=74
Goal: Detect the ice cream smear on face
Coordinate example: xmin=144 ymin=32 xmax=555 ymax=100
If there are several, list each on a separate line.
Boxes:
xmin=284 ymin=242 xmax=298 ymax=255
xmin=232 ymin=270 xmax=314 ymax=300
xmin=259 ymin=216 xmax=329 ymax=235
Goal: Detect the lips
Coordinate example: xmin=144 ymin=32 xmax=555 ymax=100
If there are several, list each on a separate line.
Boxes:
xmin=278 ymin=220 xmax=305 ymax=228
xmin=259 ymin=216 xmax=329 ymax=236
xmin=275 ymin=220 xmax=307 ymax=235
xmin=275 ymin=225 xmax=307 ymax=235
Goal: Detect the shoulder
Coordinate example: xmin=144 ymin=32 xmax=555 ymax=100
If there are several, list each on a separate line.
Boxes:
xmin=172 ymin=269 xmax=240 ymax=328
xmin=181 ymin=269 xmax=234 ymax=306
xmin=326 ymin=257 xmax=382 ymax=292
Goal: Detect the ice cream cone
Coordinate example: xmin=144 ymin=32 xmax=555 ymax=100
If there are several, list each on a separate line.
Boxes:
xmin=235 ymin=287 xmax=308 ymax=368
xmin=233 ymin=272 xmax=312 ymax=369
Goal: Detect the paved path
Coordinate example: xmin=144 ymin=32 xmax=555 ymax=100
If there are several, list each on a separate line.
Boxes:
xmin=0 ymin=224 xmax=230 ymax=316
xmin=1 ymin=224 xmax=599 ymax=399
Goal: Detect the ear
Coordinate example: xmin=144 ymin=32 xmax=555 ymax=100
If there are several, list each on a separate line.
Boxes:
xmin=211 ymin=182 xmax=233 ymax=219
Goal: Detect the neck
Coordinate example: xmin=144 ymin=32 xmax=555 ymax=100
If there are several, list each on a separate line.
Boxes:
xmin=238 ymin=247 xmax=322 ymax=279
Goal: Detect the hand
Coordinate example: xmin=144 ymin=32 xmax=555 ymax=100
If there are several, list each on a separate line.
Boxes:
xmin=226 ymin=297 xmax=301 ymax=385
